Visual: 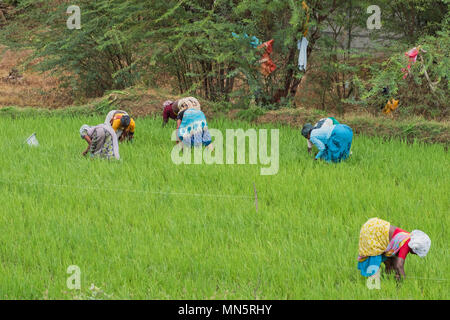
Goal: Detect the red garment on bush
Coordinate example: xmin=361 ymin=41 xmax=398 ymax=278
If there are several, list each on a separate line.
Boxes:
xmin=402 ymin=47 xmax=419 ymax=79
xmin=258 ymin=39 xmax=277 ymax=77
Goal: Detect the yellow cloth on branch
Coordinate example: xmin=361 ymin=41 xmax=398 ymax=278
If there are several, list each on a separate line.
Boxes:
xmin=302 ymin=1 xmax=310 ymax=37
xmin=383 ymin=99 xmax=399 ymax=114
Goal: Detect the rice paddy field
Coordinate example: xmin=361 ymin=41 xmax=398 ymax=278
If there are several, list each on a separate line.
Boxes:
xmin=0 ymin=114 xmax=448 ymax=299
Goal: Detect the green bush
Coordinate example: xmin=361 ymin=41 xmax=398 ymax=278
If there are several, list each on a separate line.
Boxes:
xmin=354 ymin=31 xmax=449 ymax=119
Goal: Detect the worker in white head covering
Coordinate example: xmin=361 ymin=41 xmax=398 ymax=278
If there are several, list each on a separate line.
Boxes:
xmin=174 ymin=97 xmax=201 ymax=114
xmin=408 ymin=230 xmax=431 ymax=258
xmin=358 ymin=218 xmax=431 ymax=281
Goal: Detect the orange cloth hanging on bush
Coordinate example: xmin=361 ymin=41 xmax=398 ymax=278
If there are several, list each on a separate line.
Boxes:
xmin=258 ymin=39 xmax=277 ymax=77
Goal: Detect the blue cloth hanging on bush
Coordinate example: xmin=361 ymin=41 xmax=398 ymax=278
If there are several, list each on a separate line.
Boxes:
xmin=232 ymin=32 xmax=261 ymax=48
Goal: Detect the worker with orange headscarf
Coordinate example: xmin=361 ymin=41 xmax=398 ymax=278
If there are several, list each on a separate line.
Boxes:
xmin=105 ymin=110 xmax=135 ymax=142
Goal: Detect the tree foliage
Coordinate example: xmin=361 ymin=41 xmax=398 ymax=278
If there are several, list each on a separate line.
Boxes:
xmin=0 ymin=0 xmax=448 ymax=117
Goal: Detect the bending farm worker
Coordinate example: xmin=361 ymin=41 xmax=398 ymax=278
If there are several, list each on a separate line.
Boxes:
xmin=162 ymin=100 xmax=179 ymax=127
xmin=80 ymin=124 xmax=120 ymax=160
xmin=105 ymin=110 xmax=135 ymax=142
xmin=173 ymin=97 xmax=212 ymax=148
xmin=301 ymin=117 xmax=339 ymax=154
xmin=358 ymin=218 xmax=431 ymax=280
xmin=301 ymin=119 xmax=352 ymax=162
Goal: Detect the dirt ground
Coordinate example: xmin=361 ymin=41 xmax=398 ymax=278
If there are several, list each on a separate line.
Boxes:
xmin=0 ymin=47 xmax=72 ymax=108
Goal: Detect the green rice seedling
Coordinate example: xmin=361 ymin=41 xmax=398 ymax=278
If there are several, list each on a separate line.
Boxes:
xmin=0 ymin=114 xmax=448 ymax=299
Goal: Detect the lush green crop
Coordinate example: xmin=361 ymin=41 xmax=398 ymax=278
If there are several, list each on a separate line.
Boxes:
xmin=0 ymin=115 xmax=448 ymax=299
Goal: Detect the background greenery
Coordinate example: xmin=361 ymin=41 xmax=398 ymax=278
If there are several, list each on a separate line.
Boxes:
xmin=1 ymin=0 xmax=448 ymax=116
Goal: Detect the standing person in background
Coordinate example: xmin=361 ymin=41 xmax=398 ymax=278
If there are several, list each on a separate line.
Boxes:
xmin=302 ymin=117 xmax=340 ymax=154
xmin=162 ymin=100 xmax=179 ymax=127
xmin=301 ymin=120 xmax=353 ymax=163
xmin=105 ymin=110 xmax=135 ymax=142
xmin=79 ymin=124 xmax=120 ymax=160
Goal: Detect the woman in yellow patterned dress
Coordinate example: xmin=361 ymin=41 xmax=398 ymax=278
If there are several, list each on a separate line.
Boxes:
xmin=358 ymin=218 xmax=431 ymax=280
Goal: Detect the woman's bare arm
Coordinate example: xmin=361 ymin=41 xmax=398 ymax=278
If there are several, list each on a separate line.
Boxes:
xmin=393 ymin=256 xmax=406 ymax=281
xmin=82 ymin=136 xmax=92 ymax=156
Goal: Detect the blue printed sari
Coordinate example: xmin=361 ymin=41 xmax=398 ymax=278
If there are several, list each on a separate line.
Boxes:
xmin=177 ymin=109 xmax=212 ymax=147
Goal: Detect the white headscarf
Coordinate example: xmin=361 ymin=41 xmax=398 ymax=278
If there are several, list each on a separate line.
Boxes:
xmin=80 ymin=124 xmax=92 ymax=138
xmin=408 ymin=230 xmax=431 ymax=258
xmin=177 ymin=97 xmax=201 ymax=111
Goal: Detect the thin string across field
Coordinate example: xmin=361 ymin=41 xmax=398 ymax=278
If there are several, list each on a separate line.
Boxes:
xmin=1 ymin=178 xmax=447 ymax=283
xmin=0 ymin=178 xmax=254 ymax=200
xmin=297 ymin=258 xmax=449 ymax=282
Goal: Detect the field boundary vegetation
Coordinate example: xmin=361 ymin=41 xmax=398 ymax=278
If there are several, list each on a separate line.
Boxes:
xmin=1 ymin=0 xmax=448 ymax=119
xmin=2 ymin=98 xmax=448 ymax=147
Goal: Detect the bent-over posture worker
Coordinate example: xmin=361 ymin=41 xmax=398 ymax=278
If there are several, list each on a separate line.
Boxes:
xmin=162 ymin=100 xmax=179 ymax=127
xmin=301 ymin=120 xmax=352 ymax=163
xmin=105 ymin=110 xmax=135 ymax=142
xmin=303 ymin=117 xmax=340 ymax=154
xmin=358 ymin=217 xmax=431 ymax=280
xmin=80 ymin=124 xmax=120 ymax=160
xmin=172 ymin=97 xmax=211 ymax=148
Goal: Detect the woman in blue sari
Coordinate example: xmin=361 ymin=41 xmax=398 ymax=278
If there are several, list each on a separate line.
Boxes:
xmin=301 ymin=122 xmax=353 ymax=162
xmin=174 ymin=97 xmax=212 ymax=148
